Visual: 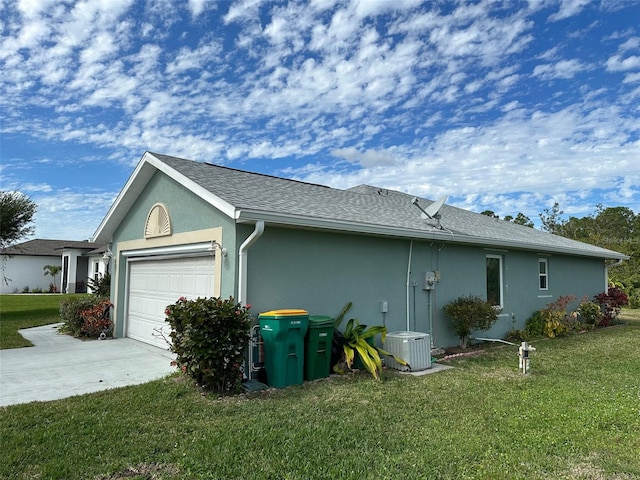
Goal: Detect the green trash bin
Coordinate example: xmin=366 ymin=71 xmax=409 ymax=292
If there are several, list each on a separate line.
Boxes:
xmin=259 ymin=309 xmax=309 ymax=388
xmin=305 ymin=316 xmax=335 ymax=381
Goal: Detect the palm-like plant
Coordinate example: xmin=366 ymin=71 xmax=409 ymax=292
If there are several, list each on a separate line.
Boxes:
xmin=333 ymin=302 xmax=408 ymax=380
xmin=43 ymin=265 xmax=61 ymax=293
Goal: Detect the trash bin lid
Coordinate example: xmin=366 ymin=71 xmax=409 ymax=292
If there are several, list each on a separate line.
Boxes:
xmin=259 ymin=309 xmax=308 ymax=318
xmin=309 ymin=315 xmax=334 ymax=326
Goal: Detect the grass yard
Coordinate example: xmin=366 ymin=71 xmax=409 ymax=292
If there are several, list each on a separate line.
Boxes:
xmin=1 ymin=309 xmax=638 ymax=479
xmin=0 ymin=294 xmax=87 ymax=349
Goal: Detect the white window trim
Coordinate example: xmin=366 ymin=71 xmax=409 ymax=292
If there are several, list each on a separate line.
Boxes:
xmin=486 ymin=254 xmax=504 ymax=309
xmin=538 ymin=258 xmax=549 ymax=291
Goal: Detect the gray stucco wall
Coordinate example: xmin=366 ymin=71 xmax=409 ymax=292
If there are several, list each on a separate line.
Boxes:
xmin=245 ymin=226 xmax=409 ymax=328
xmin=243 ymin=226 xmax=608 ymax=348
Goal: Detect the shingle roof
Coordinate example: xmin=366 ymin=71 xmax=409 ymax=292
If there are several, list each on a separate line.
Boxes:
xmin=151 ymin=153 xmax=627 ymax=260
xmin=1 ymin=239 xmax=106 ymax=256
xmin=94 ymin=152 xmax=627 ymax=260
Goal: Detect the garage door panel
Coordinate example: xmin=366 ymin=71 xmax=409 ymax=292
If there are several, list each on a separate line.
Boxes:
xmin=127 ymin=256 xmax=215 ymax=349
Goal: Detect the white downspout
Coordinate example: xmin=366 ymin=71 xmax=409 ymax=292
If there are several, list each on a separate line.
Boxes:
xmin=238 ymin=221 xmax=265 ymax=305
xmin=605 ymin=258 xmax=625 ymax=292
xmin=406 ymin=240 xmax=413 ymax=331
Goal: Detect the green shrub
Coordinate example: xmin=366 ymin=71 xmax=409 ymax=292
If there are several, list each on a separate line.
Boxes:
xmin=628 ymin=291 xmax=640 ymax=309
xmin=59 ymin=296 xmax=104 ymax=337
xmin=525 ymin=310 xmax=545 ymax=337
xmin=576 ymin=301 xmax=603 ymax=328
xmin=165 ymin=296 xmax=252 ymax=395
xmin=542 ymin=311 xmax=566 ymax=337
xmin=526 ymin=295 xmax=576 ymax=338
xmin=443 ymin=295 xmax=500 ymax=348
xmin=87 ymin=273 xmax=111 ymax=298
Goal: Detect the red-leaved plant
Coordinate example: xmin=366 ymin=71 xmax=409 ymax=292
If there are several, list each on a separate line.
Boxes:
xmin=80 ymin=300 xmax=113 ymax=337
xmin=594 ymin=286 xmax=629 ymax=326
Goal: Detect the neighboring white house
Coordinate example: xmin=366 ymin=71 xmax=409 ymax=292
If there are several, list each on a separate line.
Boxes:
xmin=1 ymin=239 xmax=108 ymax=294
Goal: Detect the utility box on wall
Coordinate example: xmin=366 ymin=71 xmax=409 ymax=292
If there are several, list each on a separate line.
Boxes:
xmin=422 ymin=271 xmax=438 ymax=290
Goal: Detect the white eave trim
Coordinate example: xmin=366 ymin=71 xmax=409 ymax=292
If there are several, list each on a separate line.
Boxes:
xmin=92 ymin=152 xmax=236 ymax=243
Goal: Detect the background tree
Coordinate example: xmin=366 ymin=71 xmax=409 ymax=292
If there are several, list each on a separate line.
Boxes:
xmin=0 ymin=191 xmax=37 ymax=249
xmin=480 ymin=210 xmax=499 ymax=218
xmin=483 ymin=210 xmax=534 ymax=228
xmin=540 ymin=202 xmax=639 ymax=308
xmin=539 ymin=202 xmax=566 ymax=235
xmin=1 ymin=191 xmax=37 ymax=285
xmin=504 ymin=212 xmax=535 ymax=228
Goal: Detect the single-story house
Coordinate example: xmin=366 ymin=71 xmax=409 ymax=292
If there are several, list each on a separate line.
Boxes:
xmin=1 ymin=239 xmax=108 ymax=294
xmin=93 ymin=152 xmax=628 ymax=350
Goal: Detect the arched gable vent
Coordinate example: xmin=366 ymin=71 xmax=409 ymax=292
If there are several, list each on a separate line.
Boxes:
xmin=144 ymin=203 xmax=172 ymax=238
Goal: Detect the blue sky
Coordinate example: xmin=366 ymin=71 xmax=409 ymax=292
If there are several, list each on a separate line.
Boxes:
xmin=1 ymin=0 xmax=639 ymax=241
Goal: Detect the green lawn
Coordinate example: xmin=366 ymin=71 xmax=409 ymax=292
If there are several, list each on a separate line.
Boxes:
xmin=0 ymin=294 xmax=87 ymax=349
xmin=1 ymin=307 xmax=638 ymax=479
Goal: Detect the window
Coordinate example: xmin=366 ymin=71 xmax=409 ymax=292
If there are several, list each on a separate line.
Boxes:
xmin=486 ymin=255 xmax=503 ymax=307
xmin=538 ymin=258 xmax=548 ymax=290
xmin=93 ymin=261 xmax=100 ymax=282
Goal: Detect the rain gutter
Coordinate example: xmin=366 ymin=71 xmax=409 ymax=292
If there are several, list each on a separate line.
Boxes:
xmin=234 ymin=210 xmax=628 ymax=261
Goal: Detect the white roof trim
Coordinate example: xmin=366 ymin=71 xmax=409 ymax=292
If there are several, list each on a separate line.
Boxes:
xmin=92 ymin=152 xmax=236 ymax=243
xmin=146 ymin=153 xmax=236 ymax=218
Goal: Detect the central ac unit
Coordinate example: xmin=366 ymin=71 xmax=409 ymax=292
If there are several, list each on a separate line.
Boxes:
xmin=385 ymin=331 xmax=431 ymax=371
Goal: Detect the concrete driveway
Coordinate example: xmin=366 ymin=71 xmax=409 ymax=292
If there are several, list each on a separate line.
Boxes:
xmin=0 ymin=323 xmax=176 ymax=407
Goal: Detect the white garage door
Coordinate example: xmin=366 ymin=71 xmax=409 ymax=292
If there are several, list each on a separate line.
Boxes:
xmin=126 ymin=256 xmax=215 ymax=348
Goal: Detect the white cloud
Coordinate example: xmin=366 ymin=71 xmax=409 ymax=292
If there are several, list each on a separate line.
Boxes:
xmin=548 ymin=0 xmax=591 ymax=22
xmin=622 ymin=72 xmax=640 ymax=84
xmin=31 ymin=190 xmax=118 ymax=240
xmin=606 ymin=54 xmax=640 ymax=72
xmin=332 ymin=147 xmax=398 ymax=167
xmin=20 ymin=183 xmax=52 ymax=193
xmin=533 ymin=59 xmax=588 ymax=79
xmin=223 ymin=0 xmax=262 ymax=25
xmin=188 ymin=0 xmax=211 ymax=18
xmin=165 ymin=41 xmax=223 ymax=74
xmin=79 ymin=31 xmax=118 ymax=64
xmin=619 ymin=37 xmax=640 ymax=52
